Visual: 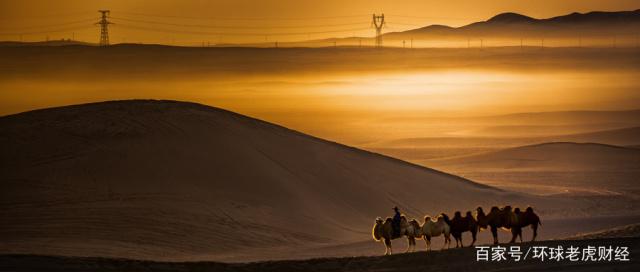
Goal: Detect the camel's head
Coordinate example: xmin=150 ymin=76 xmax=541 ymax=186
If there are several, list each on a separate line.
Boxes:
xmin=514 ymin=207 xmax=522 ymax=214
xmin=372 ymin=217 xmax=384 ymax=241
xmin=440 ymin=213 xmax=449 ymax=221
xmin=526 ymin=206 xmax=534 ymax=213
xmin=477 ymin=206 xmax=484 ymax=213
xmin=454 ymin=211 xmax=462 ymax=218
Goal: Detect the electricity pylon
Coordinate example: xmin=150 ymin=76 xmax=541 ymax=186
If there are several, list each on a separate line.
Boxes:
xmin=372 ymin=13 xmax=385 ymax=48
xmin=97 ymin=10 xmax=112 ymax=46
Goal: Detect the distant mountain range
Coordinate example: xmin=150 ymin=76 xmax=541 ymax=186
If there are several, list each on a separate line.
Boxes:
xmin=387 ymin=9 xmax=640 ymax=39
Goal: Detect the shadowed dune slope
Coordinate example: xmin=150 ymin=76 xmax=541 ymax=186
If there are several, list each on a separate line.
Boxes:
xmin=0 ymin=100 xmax=534 ymax=262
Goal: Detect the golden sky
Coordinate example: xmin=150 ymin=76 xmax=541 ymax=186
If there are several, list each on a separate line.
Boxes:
xmin=1 ymin=0 xmax=638 ymax=44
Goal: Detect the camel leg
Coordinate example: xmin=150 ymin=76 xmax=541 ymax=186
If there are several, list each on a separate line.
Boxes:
xmin=384 ymin=238 xmax=392 ymax=255
xmin=532 ymin=224 xmax=538 ymax=242
xmin=470 ymin=230 xmax=477 ymax=247
xmin=423 ymin=237 xmax=428 ymax=251
xmin=425 ymin=236 xmax=431 ymax=251
xmin=509 ymin=228 xmax=517 ymax=243
xmin=443 ymin=234 xmax=450 ymax=249
xmin=411 ymin=237 xmax=416 ymax=252
xmin=491 ymin=226 xmax=499 ymax=245
xmin=518 ymin=228 xmax=523 ymax=242
xmin=518 ymin=228 xmax=523 ymax=243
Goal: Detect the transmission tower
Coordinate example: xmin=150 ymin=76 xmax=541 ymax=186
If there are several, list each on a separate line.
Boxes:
xmin=372 ymin=13 xmax=385 ymax=48
xmin=96 ymin=10 xmax=112 ymax=46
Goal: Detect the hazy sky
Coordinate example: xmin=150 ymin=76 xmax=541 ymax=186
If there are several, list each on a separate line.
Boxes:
xmin=1 ymin=0 xmax=638 ymax=44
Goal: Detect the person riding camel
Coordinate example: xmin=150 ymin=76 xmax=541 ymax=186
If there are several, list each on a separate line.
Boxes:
xmin=392 ymin=206 xmax=402 ymax=237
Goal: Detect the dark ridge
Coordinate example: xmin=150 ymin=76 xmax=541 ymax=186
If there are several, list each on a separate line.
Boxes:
xmin=510 ymin=141 xmax=638 ymax=151
xmin=486 ymin=12 xmax=536 ymax=24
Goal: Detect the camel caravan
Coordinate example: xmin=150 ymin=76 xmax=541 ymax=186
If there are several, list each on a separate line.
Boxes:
xmin=372 ymin=206 xmax=541 ymax=255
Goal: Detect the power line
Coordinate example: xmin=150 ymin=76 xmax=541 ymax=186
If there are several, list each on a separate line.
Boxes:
xmin=0 ymin=25 xmax=94 ymax=36
xmin=387 ymin=14 xmax=480 ymax=21
xmin=0 ymin=17 xmax=98 ymax=31
xmin=0 ymin=10 xmax=95 ymax=21
xmin=117 ymin=23 xmax=370 ymax=37
xmin=114 ymin=10 xmax=370 ymax=21
xmin=385 ymin=22 xmax=424 ymax=27
xmin=110 ymin=16 xmax=369 ymax=29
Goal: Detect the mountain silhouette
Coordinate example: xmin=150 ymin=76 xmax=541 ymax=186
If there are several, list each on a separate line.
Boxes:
xmin=387 ymin=9 xmax=640 ymax=39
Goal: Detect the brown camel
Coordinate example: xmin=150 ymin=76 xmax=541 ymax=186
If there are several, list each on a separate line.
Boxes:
xmin=476 ymin=206 xmax=541 ymax=244
xmin=445 ymin=211 xmax=478 ymax=247
xmin=372 ymin=215 xmax=422 ymax=255
xmin=511 ymin=207 xmax=542 ymax=243
xmin=476 ymin=206 xmax=511 ymax=245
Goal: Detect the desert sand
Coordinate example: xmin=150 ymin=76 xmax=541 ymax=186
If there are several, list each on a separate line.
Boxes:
xmin=1 ymin=100 xmax=638 ymax=263
xmin=1 ymin=237 xmax=638 ymax=271
xmin=427 ymin=142 xmax=640 ymax=196
xmin=0 ymin=100 xmax=531 ymax=262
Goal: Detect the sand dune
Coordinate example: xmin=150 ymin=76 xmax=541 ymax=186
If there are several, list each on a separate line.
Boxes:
xmin=1 ymin=100 xmax=546 ymax=262
xmin=431 ymin=142 xmax=640 ymax=171
xmin=554 ymin=127 xmax=640 ymax=146
xmin=371 ymin=126 xmax=640 ymax=163
xmin=381 ymin=126 xmax=640 ymax=149
xmin=569 ymin=223 xmax=640 ymax=240
xmin=428 ymin=142 xmax=640 ymax=196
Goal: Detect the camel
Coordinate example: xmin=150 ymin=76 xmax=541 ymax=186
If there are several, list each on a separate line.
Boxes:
xmin=476 ymin=206 xmax=510 ymax=245
xmin=511 ymin=207 xmax=542 ymax=243
xmin=444 ymin=211 xmax=478 ymax=248
xmin=476 ymin=206 xmax=541 ymax=244
xmin=372 ymin=215 xmax=422 ymax=255
xmin=420 ymin=214 xmax=451 ymax=251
